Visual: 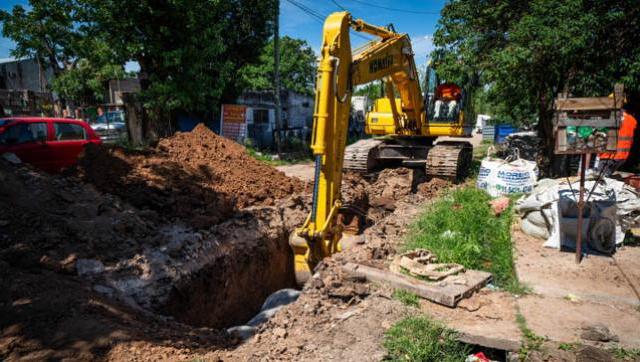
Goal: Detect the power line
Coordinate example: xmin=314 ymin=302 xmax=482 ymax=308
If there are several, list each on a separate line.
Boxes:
xmin=327 ymin=0 xmax=375 ymax=42
xmin=285 ymin=0 xmax=325 ymax=23
xmin=330 ymin=0 xmax=347 ymax=11
xmin=286 ymin=0 xmax=374 ymax=42
xmin=342 ymin=0 xmax=440 ymax=14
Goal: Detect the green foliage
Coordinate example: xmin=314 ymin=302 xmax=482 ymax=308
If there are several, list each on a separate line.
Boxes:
xmin=433 ymin=1 xmax=640 ymax=139
xmin=0 ymin=0 xmax=78 ymax=72
xmin=354 ymin=82 xmax=383 ymax=100
xmin=1 ymin=0 xmax=277 ymax=133
xmin=558 ymin=342 xmax=579 ymax=351
xmin=404 ymin=186 xmax=522 ymax=292
xmin=384 ymin=316 xmax=471 ymax=362
xmin=608 ymin=345 xmax=640 ymax=361
xmin=392 ymin=290 xmax=420 ymax=308
xmin=0 ymin=0 xmax=125 ymax=104
xmin=52 ymin=59 xmax=126 ymax=104
xmin=240 ymin=36 xmax=316 ymax=95
xmin=81 ymin=0 xmax=277 ymax=114
xmin=245 ymin=143 xmax=311 ymax=166
xmin=516 ymin=312 xmax=545 ymax=360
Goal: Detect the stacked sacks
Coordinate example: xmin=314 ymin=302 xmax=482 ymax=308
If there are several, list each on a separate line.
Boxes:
xmin=516 ymin=177 xmax=640 ymax=252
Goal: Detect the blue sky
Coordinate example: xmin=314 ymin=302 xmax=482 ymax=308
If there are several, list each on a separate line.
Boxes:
xmin=280 ymin=0 xmax=445 ymax=62
xmin=1 ymin=0 xmax=444 ymax=68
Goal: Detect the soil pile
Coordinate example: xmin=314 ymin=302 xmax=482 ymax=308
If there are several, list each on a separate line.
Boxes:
xmin=0 ymin=160 xmax=160 ymax=268
xmin=74 ymin=124 xmax=303 ymax=226
xmin=0 ymin=263 xmax=228 ymax=361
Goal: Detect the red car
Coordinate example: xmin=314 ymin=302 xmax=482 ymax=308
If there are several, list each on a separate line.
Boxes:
xmin=0 ymin=117 xmax=102 ymax=173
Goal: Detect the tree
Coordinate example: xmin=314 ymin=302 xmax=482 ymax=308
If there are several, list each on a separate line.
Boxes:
xmin=78 ymin=0 xmax=277 ymax=140
xmin=433 ymin=0 xmax=640 ymax=175
xmin=2 ymin=0 xmax=277 ymax=142
xmin=1 ymin=1 xmax=130 ymax=109
xmin=0 ymin=0 xmax=78 ymax=78
xmin=354 ymin=82 xmax=383 ymax=100
xmin=240 ymin=36 xmax=316 ymax=96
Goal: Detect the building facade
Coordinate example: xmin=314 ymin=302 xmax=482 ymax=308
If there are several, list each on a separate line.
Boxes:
xmin=235 ymin=90 xmax=314 ymax=148
xmin=0 ymin=58 xmax=55 ymax=116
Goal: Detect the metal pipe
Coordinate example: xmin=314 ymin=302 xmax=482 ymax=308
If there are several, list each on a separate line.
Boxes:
xmin=576 ymin=153 xmax=587 ymax=263
xmin=351 ymin=19 xmax=395 ymax=39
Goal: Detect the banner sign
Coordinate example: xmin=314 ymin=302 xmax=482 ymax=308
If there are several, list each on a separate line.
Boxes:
xmin=220 ymin=104 xmax=247 ymax=142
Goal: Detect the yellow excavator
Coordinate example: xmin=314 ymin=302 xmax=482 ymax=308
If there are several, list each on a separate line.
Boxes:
xmin=289 ymin=12 xmax=474 ymax=283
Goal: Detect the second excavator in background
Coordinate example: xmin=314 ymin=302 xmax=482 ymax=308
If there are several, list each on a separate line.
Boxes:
xmin=290 ymin=12 xmax=475 ymax=283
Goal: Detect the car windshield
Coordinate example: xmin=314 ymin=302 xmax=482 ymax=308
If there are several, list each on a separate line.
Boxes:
xmin=96 ymin=112 xmax=124 ymax=124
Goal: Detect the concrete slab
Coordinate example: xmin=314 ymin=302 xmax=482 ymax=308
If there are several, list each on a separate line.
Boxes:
xmin=513 ymin=227 xmax=640 ymax=306
xmin=518 ymin=294 xmax=640 ymax=347
xmin=423 ymin=289 xmax=523 ymax=351
xmin=276 ymin=163 xmax=314 ymax=182
xmin=513 ymin=227 xmax=640 ymax=348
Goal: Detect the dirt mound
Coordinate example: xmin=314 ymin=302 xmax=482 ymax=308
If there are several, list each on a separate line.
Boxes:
xmin=0 ymin=160 xmax=160 ymax=268
xmin=0 ymin=262 xmax=228 ymax=361
xmin=74 ymin=124 xmax=303 ymax=226
xmin=416 ymin=177 xmax=451 ymax=198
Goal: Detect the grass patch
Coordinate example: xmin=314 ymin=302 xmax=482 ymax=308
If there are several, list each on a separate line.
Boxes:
xmin=516 ymin=312 xmax=545 ymax=360
xmin=383 ymin=316 xmax=471 ymax=361
xmin=245 ymin=145 xmax=311 ymax=166
xmin=609 ymin=345 xmax=640 ymax=361
xmin=558 ymin=342 xmax=580 ymax=351
xmin=473 ymin=140 xmax=494 ymax=160
xmin=392 ymin=289 xmax=420 ymax=307
xmin=404 ymin=186 xmax=522 ymax=292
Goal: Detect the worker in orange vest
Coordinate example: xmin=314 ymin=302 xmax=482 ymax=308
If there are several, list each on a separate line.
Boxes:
xmin=597 ymin=105 xmax=637 ymax=176
xmin=433 ymin=83 xmax=462 ymax=120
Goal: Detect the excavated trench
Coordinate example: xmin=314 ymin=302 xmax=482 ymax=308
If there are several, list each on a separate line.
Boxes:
xmin=162 ymin=228 xmax=297 ymax=329
xmin=156 ymin=168 xmax=436 ymax=330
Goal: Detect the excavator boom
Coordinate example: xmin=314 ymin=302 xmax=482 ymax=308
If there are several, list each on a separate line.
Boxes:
xmin=290 ymin=12 xmax=472 ymax=283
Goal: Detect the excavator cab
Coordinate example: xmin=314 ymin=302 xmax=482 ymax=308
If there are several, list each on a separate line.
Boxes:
xmin=423 ymin=61 xmax=473 ymax=135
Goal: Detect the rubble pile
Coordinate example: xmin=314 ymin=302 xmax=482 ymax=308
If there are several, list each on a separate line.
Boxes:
xmin=73 ymin=124 xmax=303 ymax=226
xmin=498 ymin=131 xmax=540 ymax=161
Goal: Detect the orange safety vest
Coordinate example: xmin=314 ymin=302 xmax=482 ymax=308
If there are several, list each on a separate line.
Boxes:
xmin=600 ymin=111 xmax=637 ymax=160
xmin=435 ymin=83 xmax=462 ymax=101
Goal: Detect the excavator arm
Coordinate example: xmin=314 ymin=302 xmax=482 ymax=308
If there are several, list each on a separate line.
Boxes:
xmin=290 ymin=12 xmax=426 ymax=284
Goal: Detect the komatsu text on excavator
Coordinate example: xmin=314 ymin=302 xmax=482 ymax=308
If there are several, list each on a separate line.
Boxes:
xmin=290 ymin=12 xmax=474 ymax=283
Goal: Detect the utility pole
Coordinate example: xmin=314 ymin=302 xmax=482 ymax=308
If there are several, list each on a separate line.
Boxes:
xmin=273 ymin=0 xmax=283 ymax=154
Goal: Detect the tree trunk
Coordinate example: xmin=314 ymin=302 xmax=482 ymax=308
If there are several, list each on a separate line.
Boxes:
xmin=537 ymin=90 xmax=560 ymax=177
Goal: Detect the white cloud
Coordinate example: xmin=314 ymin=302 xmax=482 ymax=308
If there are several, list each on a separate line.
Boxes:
xmin=410 ymin=34 xmax=434 ymax=63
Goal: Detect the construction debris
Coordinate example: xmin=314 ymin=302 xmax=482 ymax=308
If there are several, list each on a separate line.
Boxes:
xmin=498 ymin=131 xmax=540 ymax=161
xmin=390 ymin=249 xmax=465 ymax=281
xmin=342 ymin=262 xmax=491 ymax=307
xmin=516 ymin=177 xmax=640 ymax=250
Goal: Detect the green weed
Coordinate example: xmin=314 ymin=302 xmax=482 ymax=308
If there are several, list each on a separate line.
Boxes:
xmin=383 ymin=316 xmax=471 ymax=362
xmin=608 ymin=345 xmax=640 ymax=361
xmin=404 ymin=186 xmax=523 ymax=292
xmin=558 ymin=342 xmax=579 ymax=351
xmin=516 ymin=312 xmax=545 ymax=361
xmin=392 ymin=289 xmax=420 ymax=307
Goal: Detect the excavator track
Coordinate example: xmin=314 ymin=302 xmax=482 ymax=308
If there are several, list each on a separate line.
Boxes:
xmin=343 ymin=138 xmax=383 ymax=172
xmin=426 ymin=141 xmax=473 ymax=182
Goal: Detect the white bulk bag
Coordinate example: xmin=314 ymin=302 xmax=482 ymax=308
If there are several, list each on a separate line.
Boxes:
xmin=476 ymin=146 xmax=504 ymax=192
xmin=481 ymin=150 xmax=538 ymax=197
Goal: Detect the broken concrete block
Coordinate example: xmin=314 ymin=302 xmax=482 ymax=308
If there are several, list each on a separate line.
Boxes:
xmin=75 ymin=258 xmax=105 ymax=276
xmin=227 ymin=325 xmax=257 ymax=340
xmin=580 ymin=323 xmax=619 ymax=342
